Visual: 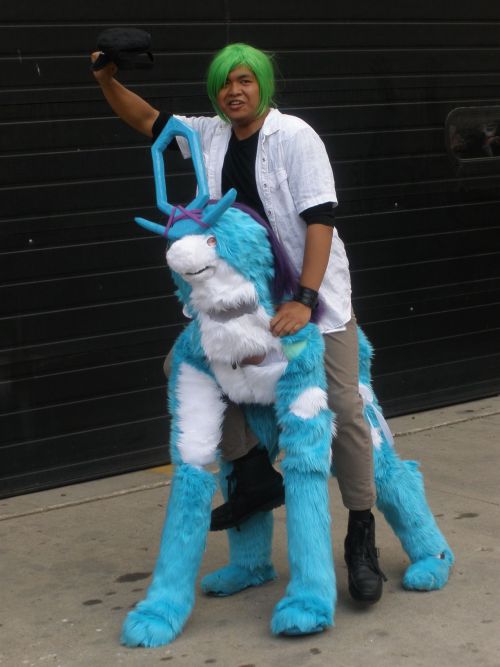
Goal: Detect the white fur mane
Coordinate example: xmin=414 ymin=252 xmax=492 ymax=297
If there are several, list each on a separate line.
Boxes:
xmin=166 ymin=234 xmax=287 ymax=403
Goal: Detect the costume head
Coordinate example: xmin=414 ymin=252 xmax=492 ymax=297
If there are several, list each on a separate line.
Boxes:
xmin=135 ymin=116 xmax=297 ymax=314
xmin=206 ymin=43 xmax=275 ymax=121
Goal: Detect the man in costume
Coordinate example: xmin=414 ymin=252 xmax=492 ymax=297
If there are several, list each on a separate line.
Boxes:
xmin=91 ymin=41 xmax=446 ymax=607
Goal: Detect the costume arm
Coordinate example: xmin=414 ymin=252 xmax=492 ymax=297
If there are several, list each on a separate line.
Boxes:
xmin=91 ymin=53 xmax=159 ymax=137
xmin=168 ymin=327 xmax=225 ymax=467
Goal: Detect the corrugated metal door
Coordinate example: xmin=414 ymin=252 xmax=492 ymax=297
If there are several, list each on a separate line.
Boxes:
xmin=1 ymin=1 xmax=499 ymax=497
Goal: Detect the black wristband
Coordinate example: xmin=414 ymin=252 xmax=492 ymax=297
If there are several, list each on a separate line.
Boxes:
xmin=294 ymin=285 xmax=319 ymax=309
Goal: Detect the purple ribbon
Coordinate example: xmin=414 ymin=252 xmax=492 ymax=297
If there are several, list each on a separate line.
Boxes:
xmin=164 ymin=205 xmax=210 ymax=237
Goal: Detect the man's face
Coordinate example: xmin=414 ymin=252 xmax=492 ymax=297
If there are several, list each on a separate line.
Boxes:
xmin=216 ymin=66 xmax=261 ymax=126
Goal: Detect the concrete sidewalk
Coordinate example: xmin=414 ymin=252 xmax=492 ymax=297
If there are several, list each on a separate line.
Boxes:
xmin=1 ymin=396 xmax=499 ymax=667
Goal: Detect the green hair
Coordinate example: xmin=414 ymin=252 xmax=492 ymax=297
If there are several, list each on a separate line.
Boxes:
xmin=206 ymin=43 xmax=275 ymax=121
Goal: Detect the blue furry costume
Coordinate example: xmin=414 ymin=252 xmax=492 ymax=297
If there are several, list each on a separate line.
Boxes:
xmin=121 ymin=118 xmax=454 ymax=648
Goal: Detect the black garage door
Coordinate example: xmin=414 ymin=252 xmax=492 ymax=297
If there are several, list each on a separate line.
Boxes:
xmin=1 ymin=1 xmax=499 ymax=497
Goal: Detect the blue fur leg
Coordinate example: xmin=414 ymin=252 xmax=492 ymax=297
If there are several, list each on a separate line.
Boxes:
xmin=121 ymin=465 xmax=216 ymax=648
xmin=271 ymin=469 xmax=335 ymax=636
xmin=375 ymin=449 xmax=454 ymax=591
xmin=121 ymin=603 xmax=184 ymax=649
xmin=201 ymin=562 xmax=276 ymax=596
xmin=271 ymin=595 xmax=332 ymax=636
xmin=403 ymin=551 xmax=454 ymax=591
xmin=202 ymin=461 xmax=276 ymax=596
xmin=271 ymin=342 xmax=336 ymax=637
xmin=358 ymin=326 xmax=454 ymax=592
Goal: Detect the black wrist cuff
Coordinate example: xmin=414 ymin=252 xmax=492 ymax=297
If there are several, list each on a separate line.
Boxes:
xmin=294 ymin=285 xmax=319 ymax=309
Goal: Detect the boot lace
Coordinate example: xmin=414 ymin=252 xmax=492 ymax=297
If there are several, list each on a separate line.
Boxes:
xmin=225 ymin=470 xmax=237 ymax=501
xmin=360 ymin=528 xmax=388 ymax=582
xmin=349 ymin=522 xmax=388 ymax=582
xmin=224 ymin=471 xmax=242 ymax=531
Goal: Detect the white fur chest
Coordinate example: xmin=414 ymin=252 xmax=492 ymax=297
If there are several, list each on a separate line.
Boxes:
xmin=198 ymin=307 xmax=288 ymax=404
xmin=166 ymin=235 xmax=288 ymax=403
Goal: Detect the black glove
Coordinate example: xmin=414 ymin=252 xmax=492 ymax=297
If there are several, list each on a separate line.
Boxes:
xmin=92 ymin=27 xmax=153 ymax=71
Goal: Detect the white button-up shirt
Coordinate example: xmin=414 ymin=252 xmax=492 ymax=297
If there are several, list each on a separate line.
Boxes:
xmin=173 ymin=108 xmax=352 ymax=333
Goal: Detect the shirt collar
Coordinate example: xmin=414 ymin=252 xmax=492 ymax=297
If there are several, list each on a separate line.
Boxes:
xmin=261 ymin=108 xmax=281 ymax=136
xmin=217 ymin=108 xmax=281 ymax=137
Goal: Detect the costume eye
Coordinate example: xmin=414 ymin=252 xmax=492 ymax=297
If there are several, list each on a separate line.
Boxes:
xmin=206 ymin=236 xmax=217 ymax=247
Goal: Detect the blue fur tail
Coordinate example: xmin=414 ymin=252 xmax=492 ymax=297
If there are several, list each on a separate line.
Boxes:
xmin=121 ymin=465 xmax=216 ymax=647
xmin=357 ymin=326 xmax=374 ymax=387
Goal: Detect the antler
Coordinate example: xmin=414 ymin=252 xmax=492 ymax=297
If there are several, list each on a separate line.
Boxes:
xmin=136 ymin=117 xmax=237 ymax=239
xmin=202 ymin=189 xmax=237 ymax=226
xmin=152 ymin=116 xmax=210 ymax=216
xmin=134 ymin=216 xmax=167 ymax=235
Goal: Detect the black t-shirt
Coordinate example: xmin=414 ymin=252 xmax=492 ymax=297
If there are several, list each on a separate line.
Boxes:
xmin=221 ymin=130 xmax=267 ymax=221
xmin=151 ymin=112 xmax=335 ymax=226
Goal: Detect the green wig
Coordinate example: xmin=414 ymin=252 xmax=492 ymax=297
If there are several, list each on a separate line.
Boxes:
xmin=207 ymin=43 xmax=275 ymax=121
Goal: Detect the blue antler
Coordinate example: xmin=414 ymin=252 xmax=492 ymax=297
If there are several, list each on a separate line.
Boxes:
xmin=135 ymin=117 xmax=236 ymax=239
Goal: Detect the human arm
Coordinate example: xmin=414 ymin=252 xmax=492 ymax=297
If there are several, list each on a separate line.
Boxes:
xmin=270 ymin=124 xmax=338 ymax=336
xmin=90 ymin=52 xmax=159 ymax=137
xmin=270 ymin=223 xmax=333 ymax=336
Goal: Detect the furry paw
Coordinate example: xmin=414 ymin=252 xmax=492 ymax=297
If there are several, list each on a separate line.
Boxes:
xmin=201 ymin=563 xmax=276 ymax=596
xmin=403 ymin=555 xmax=452 ymax=591
xmin=271 ymin=595 xmax=333 ymax=636
xmin=121 ymin=601 xmax=187 ymax=648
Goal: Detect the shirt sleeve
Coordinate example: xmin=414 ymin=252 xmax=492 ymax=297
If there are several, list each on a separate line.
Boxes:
xmin=300 ymin=202 xmax=336 ymax=227
xmin=151 ymin=113 xmax=218 ymax=157
xmin=283 ymin=124 xmax=338 ymax=213
xmin=151 ymin=112 xmax=180 ymax=151
xmin=171 ymin=114 xmax=220 ymax=158
xmin=151 ymin=112 xmax=169 ymax=140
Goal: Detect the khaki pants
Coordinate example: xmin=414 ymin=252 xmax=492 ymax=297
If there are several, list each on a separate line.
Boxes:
xmin=322 ymin=315 xmax=376 ymax=510
xmin=163 ymin=315 xmax=375 ymax=510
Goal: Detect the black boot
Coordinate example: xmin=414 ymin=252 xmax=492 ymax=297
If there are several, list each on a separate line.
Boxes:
xmin=210 ymin=447 xmax=285 ymax=531
xmin=344 ymin=512 xmax=387 ymax=603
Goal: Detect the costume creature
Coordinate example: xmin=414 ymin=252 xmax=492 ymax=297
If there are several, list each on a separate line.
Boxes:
xmin=121 ymin=118 xmax=454 ymax=648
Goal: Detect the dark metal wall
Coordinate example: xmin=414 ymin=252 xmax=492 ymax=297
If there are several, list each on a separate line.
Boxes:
xmin=1 ymin=2 xmax=499 ymax=498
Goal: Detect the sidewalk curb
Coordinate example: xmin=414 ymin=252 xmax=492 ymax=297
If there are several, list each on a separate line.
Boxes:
xmin=3 ymin=404 xmax=498 ymax=523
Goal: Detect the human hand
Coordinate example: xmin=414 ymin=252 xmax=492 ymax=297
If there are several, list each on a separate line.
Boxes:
xmin=270 ymin=301 xmax=311 ymax=337
xmin=90 ymin=51 xmax=118 ymax=81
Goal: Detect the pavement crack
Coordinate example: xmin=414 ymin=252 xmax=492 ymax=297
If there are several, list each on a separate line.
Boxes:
xmin=392 ymin=409 xmax=500 ymax=438
xmin=0 ymin=480 xmax=171 ymax=522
